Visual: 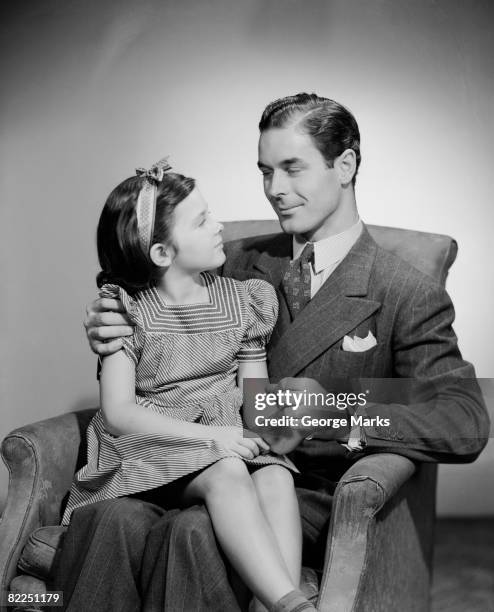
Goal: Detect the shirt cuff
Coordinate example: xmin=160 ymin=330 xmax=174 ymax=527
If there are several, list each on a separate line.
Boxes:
xmin=340 ymin=405 xmax=367 ymax=452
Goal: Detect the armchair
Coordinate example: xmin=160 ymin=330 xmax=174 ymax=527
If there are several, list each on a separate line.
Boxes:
xmin=1 ymin=222 xmax=457 ymax=612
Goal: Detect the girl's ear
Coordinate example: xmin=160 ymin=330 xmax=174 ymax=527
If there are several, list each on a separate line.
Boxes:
xmin=149 ymin=242 xmax=174 ymax=268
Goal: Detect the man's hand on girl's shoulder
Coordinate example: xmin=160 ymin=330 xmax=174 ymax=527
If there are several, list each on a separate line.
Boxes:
xmin=84 ymin=296 xmax=134 ymax=355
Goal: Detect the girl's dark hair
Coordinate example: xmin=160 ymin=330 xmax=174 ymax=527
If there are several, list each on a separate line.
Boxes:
xmin=96 ymin=172 xmax=195 ymax=294
xmin=259 ymin=92 xmax=361 ymax=185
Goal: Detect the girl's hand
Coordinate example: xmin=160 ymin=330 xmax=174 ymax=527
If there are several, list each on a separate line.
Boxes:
xmin=84 ymin=297 xmax=134 ymax=355
xmin=243 ymin=429 xmax=271 ymax=456
xmin=210 ymin=426 xmax=270 ymax=459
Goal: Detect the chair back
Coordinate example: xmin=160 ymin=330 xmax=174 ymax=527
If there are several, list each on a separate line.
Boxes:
xmin=222 ymin=220 xmax=457 ymax=286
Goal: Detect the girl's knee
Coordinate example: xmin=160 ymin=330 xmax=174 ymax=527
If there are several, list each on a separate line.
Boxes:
xmin=202 ymin=457 xmax=252 ymax=496
xmin=253 ymin=466 xmax=294 ymax=497
xmin=212 ymin=457 xmax=249 ymax=478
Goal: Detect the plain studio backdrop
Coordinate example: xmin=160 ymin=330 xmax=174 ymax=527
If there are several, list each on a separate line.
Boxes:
xmin=1 ymin=0 xmax=493 ymax=515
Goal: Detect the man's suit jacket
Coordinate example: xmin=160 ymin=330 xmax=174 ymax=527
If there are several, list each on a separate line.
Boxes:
xmin=222 ymin=225 xmax=489 ymax=469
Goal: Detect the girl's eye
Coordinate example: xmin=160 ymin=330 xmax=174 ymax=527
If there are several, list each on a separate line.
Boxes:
xmin=199 ymin=211 xmax=211 ymax=227
xmin=287 ymin=168 xmax=301 ymax=175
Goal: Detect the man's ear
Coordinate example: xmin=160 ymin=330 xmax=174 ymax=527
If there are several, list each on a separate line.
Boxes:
xmin=149 ymin=242 xmax=174 ymax=268
xmin=334 ymin=149 xmax=357 ymax=186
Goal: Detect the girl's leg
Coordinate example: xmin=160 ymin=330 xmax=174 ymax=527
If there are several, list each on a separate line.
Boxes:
xmin=181 ymin=458 xmax=314 ymax=611
xmin=250 ymin=466 xmax=303 ymax=612
xmin=252 ymin=466 xmax=302 ymax=584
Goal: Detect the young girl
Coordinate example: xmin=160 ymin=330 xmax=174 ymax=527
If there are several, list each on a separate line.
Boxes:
xmin=63 ymin=158 xmax=316 ymax=612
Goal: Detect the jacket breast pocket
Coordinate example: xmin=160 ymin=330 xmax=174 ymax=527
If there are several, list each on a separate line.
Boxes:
xmin=317 ymin=343 xmax=380 ymax=381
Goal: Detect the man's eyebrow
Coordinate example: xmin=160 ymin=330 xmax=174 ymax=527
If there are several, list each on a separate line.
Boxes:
xmin=257 ymin=158 xmax=304 ymax=169
xmin=281 ymin=157 xmax=304 ymax=166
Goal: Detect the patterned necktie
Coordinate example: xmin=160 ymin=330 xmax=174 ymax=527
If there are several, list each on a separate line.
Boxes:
xmin=282 ymin=243 xmax=314 ymax=319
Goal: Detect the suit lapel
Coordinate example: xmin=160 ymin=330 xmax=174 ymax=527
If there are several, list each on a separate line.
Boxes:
xmin=251 ymin=238 xmax=291 ymax=286
xmin=268 ymin=227 xmax=381 ymax=379
xmin=249 ymin=237 xmax=292 ymax=349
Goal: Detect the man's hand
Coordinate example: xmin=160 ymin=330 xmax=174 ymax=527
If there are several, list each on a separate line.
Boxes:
xmin=259 ymin=426 xmax=306 ymax=456
xmin=84 ymin=297 xmax=134 ymax=356
xmin=267 ymin=377 xmax=328 ymax=398
xmin=261 ymin=377 xmax=351 ymax=454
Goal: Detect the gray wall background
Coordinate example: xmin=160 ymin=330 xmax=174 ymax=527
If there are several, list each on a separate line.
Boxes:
xmin=1 ymin=0 xmax=493 ymax=514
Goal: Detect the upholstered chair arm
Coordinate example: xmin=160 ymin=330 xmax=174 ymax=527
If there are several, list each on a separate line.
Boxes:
xmin=0 ymin=410 xmax=95 ymax=593
xmin=336 ymin=453 xmax=416 ymax=504
xmin=317 ymin=453 xmax=436 ymax=612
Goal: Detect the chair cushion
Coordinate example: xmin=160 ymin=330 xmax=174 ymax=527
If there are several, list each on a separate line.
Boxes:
xmin=17 ymin=525 xmax=66 ymax=580
xmin=10 ymin=574 xmax=48 ymax=595
xmin=9 ymin=575 xmax=48 ymax=612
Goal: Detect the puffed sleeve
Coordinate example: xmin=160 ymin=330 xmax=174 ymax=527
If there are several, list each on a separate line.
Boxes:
xmin=99 ymin=284 xmax=144 ymax=366
xmin=237 ymin=279 xmax=279 ymax=362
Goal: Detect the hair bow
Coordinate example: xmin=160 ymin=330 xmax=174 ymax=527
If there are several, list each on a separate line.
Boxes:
xmin=135 ymin=156 xmax=172 ymax=251
xmin=135 ymin=157 xmax=172 ymax=184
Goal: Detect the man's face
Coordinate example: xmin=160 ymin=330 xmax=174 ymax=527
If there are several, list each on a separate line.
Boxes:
xmin=258 ymin=124 xmax=343 ymax=242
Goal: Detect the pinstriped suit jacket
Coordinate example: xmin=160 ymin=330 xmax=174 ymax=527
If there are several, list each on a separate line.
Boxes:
xmin=222 ymin=225 xmax=490 ymax=467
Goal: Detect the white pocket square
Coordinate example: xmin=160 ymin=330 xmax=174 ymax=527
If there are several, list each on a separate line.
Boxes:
xmin=342 ymin=331 xmax=377 ymax=352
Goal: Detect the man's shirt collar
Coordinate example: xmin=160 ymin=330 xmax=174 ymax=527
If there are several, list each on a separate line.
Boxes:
xmin=292 ymin=218 xmax=363 ymax=273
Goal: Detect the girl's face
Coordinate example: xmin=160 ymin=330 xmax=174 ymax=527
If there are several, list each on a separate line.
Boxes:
xmin=167 ymin=187 xmax=225 ymax=273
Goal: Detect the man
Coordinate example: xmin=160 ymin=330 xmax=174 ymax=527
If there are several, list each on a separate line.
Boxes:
xmin=57 ymin=93 xmax=489 ymax=610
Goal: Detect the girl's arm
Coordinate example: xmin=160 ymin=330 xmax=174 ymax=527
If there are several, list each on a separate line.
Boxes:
xmin=237 ymin=361 xmax=271 ymax=453
xmin=238 ymin=360 xmax=307 ymax=454
xmin=100 ymin=351 xmax=213 ymax=439
xmin=237 ymin=360 xmax=269 ymax=394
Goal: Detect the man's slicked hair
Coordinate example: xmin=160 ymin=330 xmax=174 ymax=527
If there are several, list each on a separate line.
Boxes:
xmin=259 ymin=93 xmax=361 ymax=185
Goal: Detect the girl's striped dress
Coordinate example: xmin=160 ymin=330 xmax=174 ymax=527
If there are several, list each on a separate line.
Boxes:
xmin=62 ymin=273 xmax=297 ymax=525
